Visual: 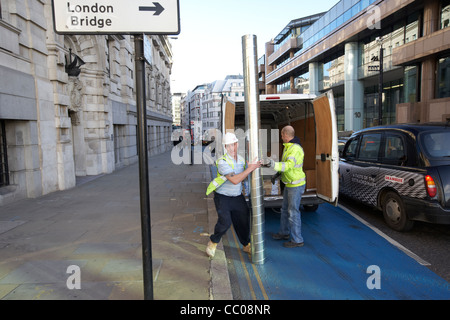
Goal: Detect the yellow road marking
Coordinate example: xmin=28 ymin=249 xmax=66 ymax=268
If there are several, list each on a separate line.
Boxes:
xmin=230 ymin=227 xmax=268 ymax=300
xmin=251 ymin=263 xmax=269 ymax=300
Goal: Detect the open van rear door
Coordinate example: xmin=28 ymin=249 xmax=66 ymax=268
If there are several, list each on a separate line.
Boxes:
xmin=313 ymin=90 xmax=339 ymax=206
xmin=223 ymin=100 xmax=236 ymax=133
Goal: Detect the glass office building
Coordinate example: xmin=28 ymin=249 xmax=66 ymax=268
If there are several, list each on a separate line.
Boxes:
xmin=263 ymin=0 xmax=450 ymax=131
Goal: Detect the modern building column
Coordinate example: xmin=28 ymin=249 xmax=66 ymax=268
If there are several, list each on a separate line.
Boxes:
xmin=419 ymin=0 xmax=440 ymax=123
xmin=309 ymin=62 xmax=320 ymax=96
xmin=344 ymin=42 xmax=364 ymax=131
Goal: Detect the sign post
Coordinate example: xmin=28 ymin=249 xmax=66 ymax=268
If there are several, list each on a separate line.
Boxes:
xmin=51 ymin=0 xmax=180 ymax=300
xmin=134 ymin=34 xmax=153 ymax=300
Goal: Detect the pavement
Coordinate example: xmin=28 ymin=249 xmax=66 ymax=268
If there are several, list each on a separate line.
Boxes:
xmin=0 ymin=149 xmax=232 ymax=300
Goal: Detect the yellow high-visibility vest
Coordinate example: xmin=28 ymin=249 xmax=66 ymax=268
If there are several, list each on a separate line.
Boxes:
xmin=273 ymin=142 xmax=306 ymax=187
xmin=206 ymin=154 xmax=245 ymax=195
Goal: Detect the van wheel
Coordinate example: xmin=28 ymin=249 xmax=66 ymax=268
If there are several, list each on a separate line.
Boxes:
xmin=303 ymin=204 xmax=318 ymax=212
xmin=382 ymin=192 xmax=414 ymax=231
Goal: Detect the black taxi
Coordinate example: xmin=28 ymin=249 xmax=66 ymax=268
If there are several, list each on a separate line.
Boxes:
xmin=339 ymin=123 xmax=450 ymax=231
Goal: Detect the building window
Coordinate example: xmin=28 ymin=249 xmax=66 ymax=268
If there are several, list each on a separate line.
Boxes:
xmin=441 ymin=0 xmax=450 ymax=29
xmin=404 ymin=65 xmax=418 ymax=103
xmin=277 ymin=80 xmax=291 ymax=93
xmin=0 ymin=120 xmax=10 ymax=187
xmin=436 ymin=55 xmax=450 ymax=99
xmin=296 ymin=71 xmax=309 ymax=94
xmin=321 ymin=55 xmax=345 ymax=90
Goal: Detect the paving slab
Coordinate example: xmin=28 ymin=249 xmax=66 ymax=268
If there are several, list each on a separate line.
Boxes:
xmin=0 ymin=151 xmax=233 ymax=300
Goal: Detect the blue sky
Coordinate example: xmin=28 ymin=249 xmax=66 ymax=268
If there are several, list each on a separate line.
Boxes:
xmin=170 ymin=0 xmax=338 ymax=93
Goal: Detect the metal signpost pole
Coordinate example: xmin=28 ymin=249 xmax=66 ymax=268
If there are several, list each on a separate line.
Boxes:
xmin=52 ymin=0 xmax=180 ymax=300
xmin=189 ymin=102 xmax=193 ymax=165
xmin=134 ymin=34 xmax=153 ymax=300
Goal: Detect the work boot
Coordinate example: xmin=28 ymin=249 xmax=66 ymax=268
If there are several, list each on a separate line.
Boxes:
xmin=283 ymin=241 xmax=304 ymax=248
xmin=243 ymin=243 xmax=251 ymax=254
xmin=206 ymin=240 xmax=217 ymax=258
xmin=272 ymin=233 xmax=289 ymax=240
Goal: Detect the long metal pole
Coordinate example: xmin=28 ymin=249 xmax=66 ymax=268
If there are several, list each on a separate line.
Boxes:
xmin=189 ymin=102 xmax=193 ymax=165
xmin=242 ymin=34 xmax=265 ymax=264
xmin=134 ymin=34 xmax=153 ymax=300
xmin=378 ymin=45 xmax=383 ymax=125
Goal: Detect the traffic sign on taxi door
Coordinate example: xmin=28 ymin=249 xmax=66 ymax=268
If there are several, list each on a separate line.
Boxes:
xmin=52 ymin=0 xmax=180 ymax=35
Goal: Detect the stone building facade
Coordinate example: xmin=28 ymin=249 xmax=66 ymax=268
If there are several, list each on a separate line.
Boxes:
xmin=0 ymin=0 xmax=173 ymax=205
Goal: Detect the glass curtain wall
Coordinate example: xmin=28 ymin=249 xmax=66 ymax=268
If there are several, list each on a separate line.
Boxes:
xmin=294 ymin=0 xmax=378 ymax=58
xmin=358 ymin=11 xmax=419 ymax=128
xmin=320 ymin=56 xmax=345 ymax=91
xmin=359 ymin=12 xmax=419 ymax=79
xmin=364 ymin=79 xmax=403 ymax=127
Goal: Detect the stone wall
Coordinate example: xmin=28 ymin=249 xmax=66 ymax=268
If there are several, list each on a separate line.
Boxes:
xmin=0 ymin=0 xmax=174 ymax=205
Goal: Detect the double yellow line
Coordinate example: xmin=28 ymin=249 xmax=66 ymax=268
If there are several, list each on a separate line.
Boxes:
xmin=230 ymin=227 xmax=269 ymax=300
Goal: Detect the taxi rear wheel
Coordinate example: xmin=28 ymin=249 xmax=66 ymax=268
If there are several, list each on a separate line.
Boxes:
xmin=382 ymin=191 xmax=414 ymax=231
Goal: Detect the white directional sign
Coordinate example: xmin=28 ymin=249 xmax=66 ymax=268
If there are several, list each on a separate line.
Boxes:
xmin=52 ymin=0 xmax=180 ymax=34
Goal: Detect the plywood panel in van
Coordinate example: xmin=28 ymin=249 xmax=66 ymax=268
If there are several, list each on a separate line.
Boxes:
xmin=224 ymin=101 xmax=235 ymax=133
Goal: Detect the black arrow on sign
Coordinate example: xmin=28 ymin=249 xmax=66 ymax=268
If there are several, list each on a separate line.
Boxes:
xmin=139 ymin=2 xmax=164 ymax=15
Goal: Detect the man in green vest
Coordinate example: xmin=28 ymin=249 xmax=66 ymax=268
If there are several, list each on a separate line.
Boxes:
xmin=206 ymin=132 xmax=261 ymax=258
xmin=265 ymin=125 xmax=306 ymax=248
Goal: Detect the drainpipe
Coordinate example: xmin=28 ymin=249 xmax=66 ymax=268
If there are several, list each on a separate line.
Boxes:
xmin=242 ymin=34 xmax=265 ymax=264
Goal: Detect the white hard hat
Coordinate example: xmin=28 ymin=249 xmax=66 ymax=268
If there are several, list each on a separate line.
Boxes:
xmin=223 ymin=132 xmax=239 ymax=145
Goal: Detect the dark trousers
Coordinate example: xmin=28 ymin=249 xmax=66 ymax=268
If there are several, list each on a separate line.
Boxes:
xmin=210 ymin=192 xmax=250 ymax=246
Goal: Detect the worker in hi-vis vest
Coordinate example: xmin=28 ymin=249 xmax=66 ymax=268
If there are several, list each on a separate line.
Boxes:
xmin=206 ymin=132 xmax=261 ymax=258
xmin=263 ymin=125 xmax=306 ymax=248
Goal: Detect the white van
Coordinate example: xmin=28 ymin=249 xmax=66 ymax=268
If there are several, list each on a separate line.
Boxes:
xmin=222 ymin=91 xmax=339 ymax=211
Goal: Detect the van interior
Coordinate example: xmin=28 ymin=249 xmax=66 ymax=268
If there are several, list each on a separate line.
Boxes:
xmin=224 ymin=97 xmax=320 ymax=202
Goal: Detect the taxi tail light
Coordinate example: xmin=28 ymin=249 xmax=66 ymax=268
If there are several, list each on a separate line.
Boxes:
xmin=425 ymin=175 xmax=437 ymax=197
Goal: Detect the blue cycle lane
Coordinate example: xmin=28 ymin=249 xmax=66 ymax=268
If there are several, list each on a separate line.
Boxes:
xmin=224 ymin=203 xmax=450 ymax=300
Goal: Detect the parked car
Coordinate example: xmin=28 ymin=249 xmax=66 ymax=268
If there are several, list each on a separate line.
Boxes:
xmin=339 ymin=123 xmax=450 ymax=231
xmin=338 ymin=139 xmax=348 ymax=155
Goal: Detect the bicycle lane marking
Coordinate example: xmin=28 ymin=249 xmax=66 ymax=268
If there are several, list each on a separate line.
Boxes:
xmin=226 ymin=204 xmax=449 ymax=300
xmin=337 ymin=203 xmax=430 ymax=266
xmin=227 ymin=226 xmax=269 ymax=300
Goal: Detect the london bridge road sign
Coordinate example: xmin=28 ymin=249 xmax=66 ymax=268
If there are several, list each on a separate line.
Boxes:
xmin=52 ymin=0 xmax=180 ymax=35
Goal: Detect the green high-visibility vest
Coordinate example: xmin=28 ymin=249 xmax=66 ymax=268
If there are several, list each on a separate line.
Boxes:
xmin=206 ymin=154 xmax=245 ymax=196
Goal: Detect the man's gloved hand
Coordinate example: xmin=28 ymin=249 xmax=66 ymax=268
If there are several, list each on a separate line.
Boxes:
xmin=261 ymin=158 xmax=274 ymax=167
xmin=271 ymin=172 xmax=281 ymax=185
